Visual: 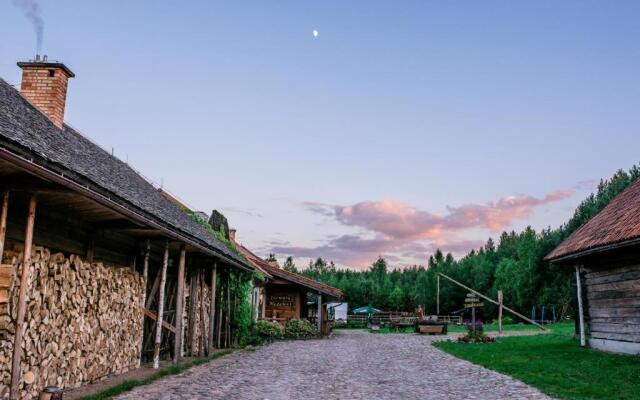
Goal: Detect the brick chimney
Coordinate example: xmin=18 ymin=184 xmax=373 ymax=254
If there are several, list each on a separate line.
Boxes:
xmin=17 ymin=56 xmax=75 ymax=129
xmin=229 ymin=229 xmax=237 ymax=243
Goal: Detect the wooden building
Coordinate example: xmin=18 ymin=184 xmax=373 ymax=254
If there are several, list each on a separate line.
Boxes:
xmin=547 ymin=179 xmax=640 ymax=354
xmin=0 ymin=59 xmax=255 ymax=399
xmin=230 ymin=230 xmax=343 ymax=336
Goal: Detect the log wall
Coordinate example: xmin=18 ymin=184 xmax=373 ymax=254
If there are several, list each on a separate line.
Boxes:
xmin=583 ymin=251 xmax=640 ymax=354
xmin=0 ymin=245 xmax=144 ymax=399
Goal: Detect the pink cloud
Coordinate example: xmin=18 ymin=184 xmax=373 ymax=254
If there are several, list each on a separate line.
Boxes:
xmin=281 ymin=188 xmax=574 ymax=268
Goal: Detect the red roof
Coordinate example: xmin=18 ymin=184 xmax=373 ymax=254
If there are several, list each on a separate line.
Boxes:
xmin=547 ymin=179 xmax=640 ymax=261
xmin=234 ymin=242 xmax=343 ymax=300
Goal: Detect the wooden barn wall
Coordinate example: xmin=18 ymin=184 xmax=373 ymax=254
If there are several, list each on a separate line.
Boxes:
xmin=583 ymin=248 xmax=640 ymax=354
xmin=0 ymin=246 xmax=144 ymax=399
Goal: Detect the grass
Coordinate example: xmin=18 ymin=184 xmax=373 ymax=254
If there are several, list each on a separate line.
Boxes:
xmin=434 ymin=323 xmax=640 ymax=400
xmin=78 ymin=349 xmax=234 ymax=400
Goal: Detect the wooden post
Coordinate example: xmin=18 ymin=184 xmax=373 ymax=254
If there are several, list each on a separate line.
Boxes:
xmin=208 ymin=263 xmax=217 ymax=354
xmin=575 ymin=264 xmax=586 ymax=347
xmin=498 ymin=290 xmax=503 ymax=336
xmin=142 ymin=240 xmax=151 ymax=284
xmin=317 ymin=293 xmax=323 ymax=334
xmin=436 ymin=274 xmax=440 ymax=316
xmin=199 ymin=269 xmax=206 ymax=356
xmin=225 ymin=273 xmax=231 ymax=348
xmin=10 ymin=195 xmax=36 ymax=400
xmin=0 ymin=191 xmax=9 ymax=261
xmin=153 ymin=240 xmax=169 ymax=369
xmin=173 ymin=244 xmax=186 ymax=364
xmin=261 ymin=286 xmax=267 ymax=318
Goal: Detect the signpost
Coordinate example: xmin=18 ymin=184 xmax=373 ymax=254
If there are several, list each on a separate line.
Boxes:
xmin=464 ymin=293 xmax=484 ymax=333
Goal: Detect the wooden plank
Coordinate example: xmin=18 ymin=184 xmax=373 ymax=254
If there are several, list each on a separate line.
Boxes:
xmin=587 ymin=269 xmax=640 ymax=286
xmin=143 ymin=308 xmax=177 ymax=334
xmin=589 ymin=297 xmax=640 ymax=308
xmin=587 ymin=288 xmax=640 ymax=301
xmin=153 ymin=240 xmax=169 ymax=369
xmin=0 ymin=191 xmax=8 ymax=262
xmin=591 ymin=331 xmax=640 ymax=343
xmin=588 ymin=279 xmax=640 ymax=293
xmin=591 ymin=322 xmax=640 ymax=334
xmin=10 ymin=194 xmax=36 ymax=400
xmin=173 ymin=244 xmax=186 ymax=364
xmin=589 ymin=307 xmax=640 ymax=318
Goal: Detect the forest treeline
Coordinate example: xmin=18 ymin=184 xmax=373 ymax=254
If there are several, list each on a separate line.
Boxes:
xmin=281 ymin=165 xmax=640 ymax=319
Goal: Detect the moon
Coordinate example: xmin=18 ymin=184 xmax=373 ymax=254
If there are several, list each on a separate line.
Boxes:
xmin=312 ymin=29 xmax=319 ymax=38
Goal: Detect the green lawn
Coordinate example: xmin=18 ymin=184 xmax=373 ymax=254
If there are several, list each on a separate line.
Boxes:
xmin=434 ymin=323 xmax=640 ymax=400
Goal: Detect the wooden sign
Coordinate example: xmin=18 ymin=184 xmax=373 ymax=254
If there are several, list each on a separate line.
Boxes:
xmin=268 ymin=294 xmax=294 ymax=308
xmin=464 ymin=293 xmax=484 ymax=308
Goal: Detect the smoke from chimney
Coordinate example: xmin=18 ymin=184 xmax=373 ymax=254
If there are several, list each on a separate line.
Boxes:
xmin=12 ymin=0 xmax=44 ymax=54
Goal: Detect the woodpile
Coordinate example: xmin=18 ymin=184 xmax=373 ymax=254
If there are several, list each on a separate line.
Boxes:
xmin=185 ymin=269 xmax=211 ymax=356
xmin=0 ymin=245 xmax=144 ymax=399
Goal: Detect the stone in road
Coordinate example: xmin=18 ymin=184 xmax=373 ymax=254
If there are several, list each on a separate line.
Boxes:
xmin=116 ymin=330 xmax=550 ymax=400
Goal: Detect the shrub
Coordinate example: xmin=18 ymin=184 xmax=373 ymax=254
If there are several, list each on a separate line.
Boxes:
xmin=501 ymin=316 xmax=514 ymax=325
xmin=284 ymin=319 xmax=319 ymax=339
xmin=255 ymin=320 xmax=284 ymax=341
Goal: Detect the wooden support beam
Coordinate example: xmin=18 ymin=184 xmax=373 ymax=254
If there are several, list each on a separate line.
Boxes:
xmin=436 ymin=274 xmax=440 ymax=316
xmin=225 ymin=271 xmax=231 ymax=348
xmin=145 ymin=268 xmax=162 ymax=310
xmin=438 ymin=272 xmax=546 ymax=330
xmin=0 ymin=191 xmax=9 ymax=262
xmin=10 ymin=195 xmax=36 ymax=400
xmin=317 ymin=293 xmax=323 ymax=334
xmin=143 ymin=308 xmax=176 ymax=334
xmin=85 ymin=232 xmax=96 ymax=263
xmin=498 ymin=290 xmax=504 ymax=336
xmin=153 ymin=240 xmax=169 ymax=369
xmin=173 ymin=244 xmax=186 ymax=364
xmin=576 ymin=265 xmax=586 ymax=347
xmin=199 ymin=268 xmax=206 ymax=356
xmin=208 ymin=263 xmax=217 ymax=354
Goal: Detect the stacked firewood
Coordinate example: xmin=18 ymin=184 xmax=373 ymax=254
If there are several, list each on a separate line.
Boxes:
xmin=185 ymin=272 xmax=211 ymax=356
xmin=0 ymin=246 xmax=144 ymax=399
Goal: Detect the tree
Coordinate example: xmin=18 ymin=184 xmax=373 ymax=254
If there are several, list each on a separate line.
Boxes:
xmin=282 ymin=256 xmax=298 ymax=273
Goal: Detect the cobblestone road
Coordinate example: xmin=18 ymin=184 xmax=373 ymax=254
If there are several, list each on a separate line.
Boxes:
xmin=116 ymin=330 xmax=551 ymax=400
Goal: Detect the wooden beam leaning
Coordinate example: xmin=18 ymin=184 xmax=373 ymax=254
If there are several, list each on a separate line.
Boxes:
xmin=173 ymin=244 xmax=186 ymax=364
xmin=153 ymin=240 xmax=169 ymax=369
xmin=10 ymin=194 xmax=36 ymax=400
xmin=575 ymin=264 xmax=586 ymax=347
xmin=0 ymin=191 xmax=9 ymax=261
xmin=438 ymin=272 xmax=546 ymax=331
xmin=208 ymin=263 xmax=217 ymax=354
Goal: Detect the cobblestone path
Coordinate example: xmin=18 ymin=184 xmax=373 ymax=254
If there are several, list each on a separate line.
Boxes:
xmin=116 ymin=330 xmax=551 ymax=400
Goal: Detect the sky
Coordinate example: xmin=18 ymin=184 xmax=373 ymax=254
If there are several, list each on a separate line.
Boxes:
xmin=2 ymin=1 xmax=639 ymax=269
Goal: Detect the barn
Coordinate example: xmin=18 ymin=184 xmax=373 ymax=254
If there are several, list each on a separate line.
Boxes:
xmin=0 ymin=59 xmax=255 ymax=398
xmin=547 ymin=178 xmax=640 ymax=354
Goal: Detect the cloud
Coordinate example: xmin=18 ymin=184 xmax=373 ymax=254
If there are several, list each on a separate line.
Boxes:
xmin=273 ymin=188 xmax=574 ymax=268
